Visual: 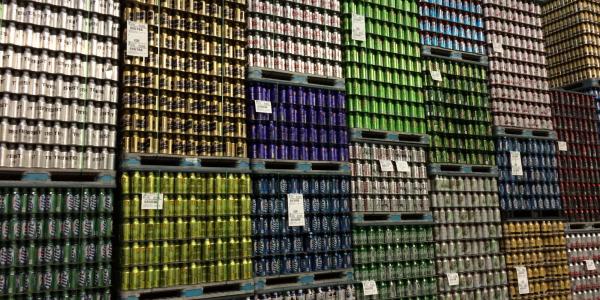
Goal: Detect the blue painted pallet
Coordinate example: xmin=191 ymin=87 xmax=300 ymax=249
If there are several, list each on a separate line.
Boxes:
xmin=121 ymin=153 xmax=250 ymax=173
xmin=251 ymin=159 xmax=350 ymax=175
xmin=494 ymin=126 xmax=557 ymax=140
xmin=254 ymin=269 xmax=354 ymax=293
xmin=352 ymin=212 xmax=433 ymax=225
xmin=247 ymin=67 xmax=345 ymax=90
xmin=428 ymin=164 xmax=498 ymax=177
xmin=422 ymin=45 xmax=488 ymax=66
xmin=120 ymin=280 xmax=254 ymax=300
xmin=350 ymin=129 xmax=430 ymax=146
xmin=0 ymin=168 xmax=115 ymax=188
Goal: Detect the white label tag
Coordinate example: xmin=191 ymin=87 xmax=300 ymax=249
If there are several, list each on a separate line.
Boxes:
xmin=395 ymin=160 xmax=410 ymax=173
xmin=254 ymin=100 xmax=272 ymax=114
xmin=586 ymin=259 xmax=597 ymax=271
xmin=492 ymin=42 xmax=503 ymax=53
xmin=379 ymin=160 xmax=394 ymax=172
xmin=558 ymin=141 xmax=568 ymax=152
xmin=126 ymin=21 xmax=148 ymax=57
xmin=510 ymin=151 xmax=523 ymax=176
xmin=362 ymin=280 xmax=378 ymax=296
xmin=287 ymin=194 xmax=305 ymax=226
xmin=430 ymin=70 xmax=442 ymax=81
xmin=516 ymin=266 xmax=530 ymax=294
xmin=184 ymin=157 xmax=198 ymax=165
xmin=447 ymin=273 xmax=459 ymax=286
xmin=141 ymin=193 xmax=164 ymax=210
xmin=104 ymin=65 xmax=113 ymax=79
xmin=351 ymin=14 xmax=366 ymax=41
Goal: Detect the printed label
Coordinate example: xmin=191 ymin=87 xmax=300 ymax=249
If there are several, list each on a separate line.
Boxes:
xmin=287 ymin=194 xmax=305 ymax=226
xmin=126 ymin=21 xmax=148 ymax=57
xmin=141 ymin=193 xmax=163 ymax=210
xmin=510 ymin=151 xmax=523 ymax=176
xmin=254 ymin=100 xmax=272 ymax=114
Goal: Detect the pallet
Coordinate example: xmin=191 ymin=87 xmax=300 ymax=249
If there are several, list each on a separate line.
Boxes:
xmin=121 ymin=153 xmax=250 ymax=173
xmin=352 ymin=212 xmax=433 ymax=225
xmin=350 ymin=129 xmax=430 ymax=146
xmin=254 ymin=269 xmax=353 ymax=293
xmin=561 ymin=78 xmax=600 ymax=92
xmin=250 ymin=159 xmax=350 ymax=175
xmin=502 ymin=209 xmax=565 ymax=221
xmin=247 ymin=67 xmax=345 ymax=90
xmin=428 ymin=164 xmax=498 ymax=177
xmin=422 ymin=46 xmax=488 ymax=66
xmin=120 ymin=280 xmax=254 ymax=300
xmin=494 ymin=127 xmax=557 ymax=140
xmin=565 ymin=222 xmax=600 ymax=233
xmin=0 ymin=168 xmax=115 ymax=188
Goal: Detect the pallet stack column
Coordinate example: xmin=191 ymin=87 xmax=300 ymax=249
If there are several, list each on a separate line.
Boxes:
xmin=350 ymin=133 xmax=436 ymax=299
xmin=0 ymin=0 xmax=120 ymax=297
xmin=118 ymin=0 xmax=254 ymax=297
xmin=245 ymin=0 xmax=353 ymax=288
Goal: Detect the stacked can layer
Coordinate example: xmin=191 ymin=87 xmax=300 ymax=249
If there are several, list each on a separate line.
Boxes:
xmin=247 ymin=83 xmax=348 ymax=161
xmin=425 ymin=59 xmax=495 ymax=165
xmin=431 ymin=174 xmax=508 ymax=299
xmin=246 ymin=0 xmax=343 ymax=78
xmin=343 ymin=0 xmax=426 ymax=133
xmin=542 ymin=0 xmax=600 ymax=88
xmin=121 ymin=0 xmax=247 ymax=157
xmin=120 ymin=172 xmax=253 ymax=291
xmin=550 ymin=91 xmax=600 ymax=221
xmin=503 ymin=221 xmax=571 ymax=299
xmin=252 ymin=175 xmax=352 ymax=277
xmin=0 ymin=0 xmax=119 ymax=169
xmin=485 ymin=0 xmax=552 ymax=130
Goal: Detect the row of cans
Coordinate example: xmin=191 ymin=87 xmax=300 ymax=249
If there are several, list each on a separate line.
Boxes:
xmin=122 ymin=239 xmax=252 ymax=265
xmin=123 ymin=195 xmax=252 ymax=218
xmin=252 ymin=216 xmax=352 ymax=236
xmin=352 ymin=195 xmax=430 ymax=213
xmin=123 ymin=132 xmax=248 ymax=157
xmin=353 ymin=225 xmax=433 ymax=245
xmin=435 ymin=255 xmax=505 ymax=274
xmin=254 ymin=252 xmax=352 ymax=276
xmin=122 ymin=216 xmax=252 ymax=241
xmin=250 ymin=285 xmax=355 ymax=300
xmin=355 ymin=278 xmax=437 ymax=300
xmin=122 ymin=90 xmax=245 ymax=116
xmin=0 ymin=241 xmax=112 ymax=266
xmin=121 ymin=172 xmax=252 ymax=195
xmin=254 ymin=233 xmax=352 ymax=255
xmin=0 ymin=188 xmax=113 ymax=215
xmin=353 ymin=243 xmax=434 ymax=265
xmin=0 ymin=265 xmax=111 ymax=294
xmin=250 ymin=143 xmax=349 ymax=161
xmin=432 ymin=176 xmax=498 ymax=192
xmin=253 ymin=197 xmax=351 ymax=215
xmin=431 ymin=192 xmax=499 ymax=208
xmin=433 ymin=207 xmax=501 ymax=224
xmin=253 ymin=176 xmax=350 ymax=195
xmin=436 ymin=240 xmax=502 ymax=257
xmin=1 ymin=216 xmax=112 ymax=241
xmin=349 ymin=143 xmax=426 ymax=162
xmin=434 ymin=224 xmax=502 ymax=241
xmin=354 ymin=261 xmax=435 ymax=281
xmin=348 ymin=113 xmax=427 ymax=133
xmin=122 ymin=260 xmax=253 ymax=291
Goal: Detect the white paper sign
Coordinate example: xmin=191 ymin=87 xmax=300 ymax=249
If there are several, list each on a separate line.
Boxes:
xmin=510 ymin=151 xmax=523 ymax=176
xmin=126 ymin=21 xmax=148 ymax=57
xmin=379 ymin=160 xmax=394 ymax=172
xmin=446 ymin=273 xmax=459 ymax=286
xmin=586 ymin=259 xmax=597 ymax=271
xmin=362 ymin=280 xmax=378 ymax=296
xmin=184 ymin=157 xmax=198 ymax=165
xmin=516 ymin=266 xmax=530 ymax=294
xmin=558 ymin=141 xmax=568 ymax=152
xmin=430 ymin=70 xmax=442 ymax=81
xmin=287 ymin=194 xmax=305 ymax=226
xmin=141 ymin=193 xmax=164 ymax=210
xmin=492 ymin=42 xmax=503 ymax=53
xmin=254 ymin=100 xmax=272 ymax=114
xmin=351 ymin=14 xmax=366 ymax=41
xmin=395 ymin=160 xmax=410 ymax=173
